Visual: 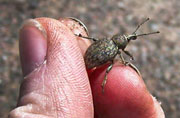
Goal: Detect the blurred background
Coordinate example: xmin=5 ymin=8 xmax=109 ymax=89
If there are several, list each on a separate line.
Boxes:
xmin=0 ymin=0 xmax=180 ymax=117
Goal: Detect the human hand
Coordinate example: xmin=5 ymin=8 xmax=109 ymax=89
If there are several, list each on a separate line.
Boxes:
xmin=9 ymin=17 xmax=165 ymax=118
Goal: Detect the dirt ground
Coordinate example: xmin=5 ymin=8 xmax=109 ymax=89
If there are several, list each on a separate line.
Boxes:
xmin=0 ymin=0 xmax=180 ymax=118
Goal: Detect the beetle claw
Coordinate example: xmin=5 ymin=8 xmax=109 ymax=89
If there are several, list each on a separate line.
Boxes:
xmin=124 ymin=61 xmax=141 ymax=76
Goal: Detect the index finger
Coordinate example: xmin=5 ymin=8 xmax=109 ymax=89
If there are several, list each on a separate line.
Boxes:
xmin=89 ymin=63 xmax=165 ymax=118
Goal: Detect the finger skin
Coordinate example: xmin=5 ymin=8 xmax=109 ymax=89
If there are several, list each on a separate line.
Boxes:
xmin=9 ymin=18 xmax=93 ymax=118
xmin=89 ymin=63 xmax=165 ymax=118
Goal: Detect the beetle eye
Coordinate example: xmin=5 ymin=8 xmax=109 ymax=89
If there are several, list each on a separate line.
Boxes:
xmin=131 ymin=36 xmax=137 ymax=40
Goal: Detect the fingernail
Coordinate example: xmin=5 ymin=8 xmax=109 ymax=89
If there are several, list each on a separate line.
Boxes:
xmin=19 ymin=19 xmax=47 ymax=77
xmin=59 ymin=17 xmax=89 ymax=36
xmin=59 ymin=17 xmax=91 ymax=55
xmin=65 ymin=17 xmax=89 ymax=35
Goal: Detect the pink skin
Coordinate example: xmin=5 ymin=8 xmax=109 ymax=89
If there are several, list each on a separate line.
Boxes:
xmin=90 ymin=63 xmax=163 ymax=118
xmin=9 ymin=17 xmax=165 ymax=118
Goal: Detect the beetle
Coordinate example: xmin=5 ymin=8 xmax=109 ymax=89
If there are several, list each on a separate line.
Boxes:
xmin=76 ymin=18 xmax=159 ymax=93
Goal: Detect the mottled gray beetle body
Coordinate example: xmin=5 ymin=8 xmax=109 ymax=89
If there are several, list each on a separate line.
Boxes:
xmin=76 ymin=18 xmax=159 ymax=93
xmin=85 ymin=38 xmax=118 ymax=69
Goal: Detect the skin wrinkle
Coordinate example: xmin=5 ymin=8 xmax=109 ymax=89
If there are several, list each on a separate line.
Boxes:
xmin=30 ymin=84 xmax=55 ymax=116
xmin=57 ymin=45 xmax=85 ymax=117
xmin=61 ymin=43 xmax=92 ymax=115
xmin=52 ymin=27 xmax=71 ymax=116
xmin=18 ymin=65 xmax=48 ymax=102
xmin=47 ymin=61 xmax=69 ymax=118
xmin=18 ymin=92 xmax=52 ymax=116
xmin=62 ymin=45 xmax=89 ymax=91
xmin=42 ymin=68 xmax=58 ymax=117
xmin=12 ymin=107 xmax=54 ymax=118
xmin=23 ymin=63 xmax=41 ymax=80
xmin=51 ymin=37 xmax=75 ymax=117
xmin=48 ymin=36 xmax=74 ymax=117
xmin=41 ymin=64 xmax=45 ymax=99
xmin=46 ymin=70 xmax=60 ymax=118
xmin=61 ymin=39 xmax=91 ymax=96
xmin=53 ymin=74 xmax=67 ymax=118
xmin=60 ymin=50 xmax=92 ymax=116
xmin=37 ymin=18 xmax=92 ymax=117
xmin=58 ymin=64 xmax=75 ymax=117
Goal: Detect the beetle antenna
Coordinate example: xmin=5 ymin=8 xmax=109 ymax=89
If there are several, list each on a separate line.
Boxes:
xmin=132 ymin=18 xmax=150 ymax=34
xmin=136 ymin=31 xmax=160 ymax=37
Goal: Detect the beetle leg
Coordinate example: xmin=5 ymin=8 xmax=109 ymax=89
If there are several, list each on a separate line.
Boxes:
xmin=125 ymin=61 xmax=141 ymax=76
xmin=118 ymin=51 xmax=141 ymax=76
xmin=123 ymin=50 xmax=134 ymax=60
xmin=101 ymin=61 xmax=113 ymax=93
xmin=118 ymin=51 xmax=126 ymax=64
xmin=75 ymin=34 xmax=98 ymax=41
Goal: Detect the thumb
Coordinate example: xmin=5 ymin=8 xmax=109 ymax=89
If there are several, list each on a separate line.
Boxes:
xmin=9 ymin=17 xmax=93 ymax=118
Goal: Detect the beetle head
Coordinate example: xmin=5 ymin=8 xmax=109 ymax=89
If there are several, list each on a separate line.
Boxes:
xmin=113 ymin=18 xmax=160 ymax=49
xmin=127 ymin=34 xmax=137 ymax=41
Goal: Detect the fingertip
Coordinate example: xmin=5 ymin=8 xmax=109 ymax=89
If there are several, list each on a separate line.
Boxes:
xmin=152 ymin=96 xmax=165 ymax=118
xmin=89 ymin=63 xmax=164 ymax=118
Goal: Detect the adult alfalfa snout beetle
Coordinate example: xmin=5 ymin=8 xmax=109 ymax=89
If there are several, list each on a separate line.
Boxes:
xmin=76 ymin=18 xmax=160 ymax=93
